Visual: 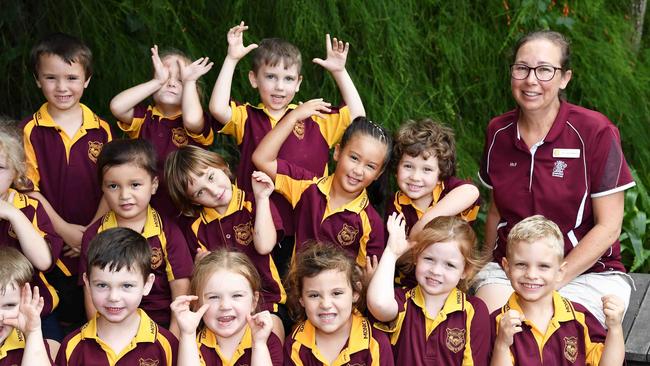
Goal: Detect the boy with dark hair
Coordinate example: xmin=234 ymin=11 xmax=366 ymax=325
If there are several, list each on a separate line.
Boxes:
xmin=57 ymin=227 xmax=177 ymax=365
xmin=23 ymin=32 xmax=112 ymax=330
xmin=490 ymin=215 xmax=625 ymax=365
xmin=0 ymin=246 xmax=55 ymax=365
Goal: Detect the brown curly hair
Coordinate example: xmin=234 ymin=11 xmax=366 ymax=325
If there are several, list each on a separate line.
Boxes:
xmin=393 ymin=118 xmax=456 ymax=180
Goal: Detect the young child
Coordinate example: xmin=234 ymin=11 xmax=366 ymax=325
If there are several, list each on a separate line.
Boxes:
xmin=57 ymin=228 xmax=178 ymax=365
xmin=172 ymin=249 xmax=283 ymax=366
xmin=23 ymin=33 xmax=113 ymax=329
xmin=367 ymin=214 xmax=490 ymax=365
xmin=79 ymin=139 xmax=193 ymax=333
xmin=388 ymin=118 xmax=480 ymax=238
xmin=284 ymin=242 xmax=393 ymax=365
xmin=0 ymin=125 xmax=62 ymax=324
xmin=490 ymin=215 xmax=625 ymax=365
xmin=0 ymin=247 xmax=56 ymax=365
xmin=253 ymin=112 xmax=390 ymax=269
xmin=165 ymin=145 xmax=285 ymax=338
xmin=110 ymin=45 xmax=214 ymax=217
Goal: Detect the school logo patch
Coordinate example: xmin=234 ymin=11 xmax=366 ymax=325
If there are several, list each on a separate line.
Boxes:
xmin=337 ymin=224 xmax=358 ymax=246
xmin=138 ymin=359 xmax=159 ymax=366
xmin=292 ymin=120 xmax=305 ymax=140
xmin=234 ymin=221 xmax=253 ymax=246
xmin=563 ymin=336 xmax=578 ymax=363
xmin=171 ymin=127 xmax=189 ymax=147
xmin=445 ymin=328 xmax=466 ymax=353
xmin=552 ymin=160 xmax=568 ymax=178
xmin=150 ymin=247 xmax=163 ymax=270
xmin=88 ymin=141 xmax=103 ymax=163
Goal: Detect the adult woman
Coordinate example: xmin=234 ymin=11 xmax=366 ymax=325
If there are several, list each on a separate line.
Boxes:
xmin=474 ymin=30 xmax=635 ymax=325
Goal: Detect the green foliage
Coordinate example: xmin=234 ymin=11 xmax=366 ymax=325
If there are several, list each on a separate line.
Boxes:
xmin=620 ymin=169 xmax=650 ymax=272
xmin=1 ymin=0 xmax=649 ymax=269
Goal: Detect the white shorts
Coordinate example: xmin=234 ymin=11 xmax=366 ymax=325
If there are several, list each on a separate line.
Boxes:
xmin=472 ymin=262 xmax=633 ymax=327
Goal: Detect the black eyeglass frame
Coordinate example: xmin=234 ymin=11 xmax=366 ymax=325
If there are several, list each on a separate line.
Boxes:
xmin=510 ymin=63 xmax=564 ymax=81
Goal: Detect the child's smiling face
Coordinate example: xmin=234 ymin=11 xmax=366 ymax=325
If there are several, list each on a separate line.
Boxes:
xmin=396 ymin=152 xmax=440 ymax=210
xmin=248 ymin=60 xmax=302 ymax=116
xmin=35 ymin=53 xmax=90 ymax=114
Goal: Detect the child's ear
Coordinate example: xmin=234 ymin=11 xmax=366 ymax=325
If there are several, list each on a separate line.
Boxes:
xmin=82 ymin=271 xmax=90 ymax=288
xmin=142 ymin=273 xmax=155 ymax=296
xmin=295 ymin=75 xmax=303 ymax=93
xmin=151 ymin=176 xmax=159 ymax=194
xmin=83 ymin=75 xmax=92 ymax=88
xmin=556 ymin=260 xmax=568 ymax=283
xmin=298 ymin=296 xmax=305 ymax=308
xmin=333 ymin=144 xmax=341 ymax=162
xmin=34 ymin=74 xmax=42 ymax=88
xmin=248 ymin=70 xmax=258 ymax=89
xmin=501 ymin=257 xmax=510 ymax=274
xmin=252 ymin=291 xmax=259 ymax=312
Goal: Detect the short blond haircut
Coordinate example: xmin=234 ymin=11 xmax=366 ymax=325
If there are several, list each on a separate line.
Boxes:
xmin=0 ymin=247 xmax=34 ymax=295
xmin=507 ymin=215 xmax=564 ymax=262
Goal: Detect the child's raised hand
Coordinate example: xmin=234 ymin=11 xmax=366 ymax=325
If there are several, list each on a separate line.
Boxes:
xmin=312 ymin=34 xmax=349 ymax=73
xmin=2 ymin=284 xmax=44 ymax=336
xmin=386 ymin=213 xmax=410 ymax=256
xmin=247 ymin=310 xmax=273 ymax=343
xmin=602 ymin=294 xmax=625 ymax=328
xmin=227 ymin=21 xmax=258 ymax=61
xmin=496 ymin=309 xmax=525 ymax=347
xmin=0 ymin=190 xmax=19 ymax=220
xmin=151 ymin=45 xmax=170 ymax=85
xmin=170 ymin=295 xmax=209 ymax=336
xmin=251 ymin=171 xmax=274 ymax=199
xmin=179 ymin=57 xmax=214 ymax=83
xmin=289 ymin=99 xmax=332 ymax=122
xmin=364 ymin=255 xmax=379 ymax=283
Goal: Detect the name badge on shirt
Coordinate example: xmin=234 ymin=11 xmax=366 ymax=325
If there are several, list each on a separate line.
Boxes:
xmin=553 ymin=148 xmax=580 ymax=158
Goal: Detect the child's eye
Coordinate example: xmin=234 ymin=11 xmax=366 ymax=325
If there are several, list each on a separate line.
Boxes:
xmin=195 ymin=189 xmax=204 ymax=197
xmin=107 ymin=183 xmax=118 ymax=190
xmin=308 ymin=293 xmax=319 ymax=299
xmin=123 ymin=284 xmax=134 ymax=289
xmin=2 ymin=303 xmax=17 ymax=309
xmin=95 ymin=283 xmax=107 ymax=289
xmin=285 ymin=76 xmax=295 ymax=82
xmin=402 ymin=163 xmax=412 ymax=169
xmin=131 ymin=182 xmax=142 ymax=188
xmin=266 ymin=74 xmax=277 ymax=80
xmin=424 ymin=167 xmax=434 ymax=172
xmin=515 ymin=263 xmax=527 ymax=269
xmin=68 ymin=76 xmax=79 ymax=80
xmin=232 ymin=293 xmax=243 ymax=298
xmin=333 ymin=291 xmax=344 ymax=296
xmin=446 ymin=262 xmax=457 ymax=269
xmin=366 ymin=164 xmax=377 ymax=171
xmin=208 ymin=173 xmax=214 ymax=182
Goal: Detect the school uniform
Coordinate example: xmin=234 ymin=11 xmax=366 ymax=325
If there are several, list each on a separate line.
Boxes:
xmin=118 ymin=104 xmax=215 ymax=217
xmin=274 ymin=160 xmax=385 ymax=267
xmin=184 ymin=185 xmax=285 ymax=312
xmin=56 ymin=309 xmax=178 ymax=366
xmin=0 ymin=328 xmax=54 ymax=365
xmin=0 ymin=189 xmax=62 ymax=316
xmin=220 ymin=101 xmax=351 ymax=234
xmin=195 ymin=325 xmax=283 ymax=366
xmin=491 ymin=292 xmax=606 ymax=365
xmin=285 ymin=313 xmax=394 ymax=365
xmin=79 ymin=206 xmax=193 ymax=327
xmin=375 ymin=287 xmax=490 ymax=366
xmin=479 ymin=101 xmax=635 ymax=273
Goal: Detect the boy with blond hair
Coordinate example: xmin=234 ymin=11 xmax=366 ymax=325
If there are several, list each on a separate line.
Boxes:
xmin=491 ymin=215 xmax=625 ymax=365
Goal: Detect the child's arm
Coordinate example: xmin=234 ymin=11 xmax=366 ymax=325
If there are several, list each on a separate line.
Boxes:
xmin=2 ymin=284 xmax=51 ymax=366
xmin=251 ymin=171 xmax=277 ymax=255
xmin=313 ymin=34 xmax=365 ymax=120
xmin=366 ymin=213 xmax=409 ymax=322
xmin=598 ymin=295 xmax=625 ymax=366
xmin=109 ymin=45 xmax=169 ymax=124
xmin=170 ymin=295 xmax=209 ymax=366
xmin=209 ymin=21 xmax=258 ymax=124
xmin=409 ymin=183 xmax=480 ymax=237
xmin=251 ymin=99 xmax=331 ymax=181
xmin=169 ymin=278 xmax=191 ymax=338
xmin=179 ymin=56 xmax=214 ymax=134
xmin=248 ymin=311 xmax=275 ymax=365
xmin=483 ymin=194 xmax=500 ymax=255
xmin=28 ymin=190 xmax=85 ymax=253
xmin=490 ymin=310 xmax=523 ymax=366
xmin=0 ymin=193 xmax=51 ymax=271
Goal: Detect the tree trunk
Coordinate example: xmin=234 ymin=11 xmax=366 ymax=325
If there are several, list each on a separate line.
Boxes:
xmin=632 ymin=0 xmax=647 ymax=54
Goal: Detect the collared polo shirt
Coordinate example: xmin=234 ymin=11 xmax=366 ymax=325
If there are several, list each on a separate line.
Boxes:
xmin=285 ymin=313 xmax=393 ymax=365
xmin=479 ymin=101 xmax=635 ymax=273
xmin=0 ymin=328 xmax=54 ymax=365
xmin=186 ymin=185 xmax=285 ymax=311
xmin=80 ymin=206 xmax=193 ymax=326
xmin=275 ymin=161 xmax=385 ymax=268
xmin=195 ymin=325 xmax=283 ymax=366
xmin=56 ymin=309 xmax=177 ymax=366
xmin=22 ymin=103 xmax=113 ymax=275
xmin=375 ymin=287 xmax=490 ymax=366
xmin=0 ymin=189 xmax=62 ymax=315
xmin=220 ymin=101 xmax=351 ymax=234
xmin=118 ymin=104 xmax=214 ymax=217
xmin=491 ymin=292 xmax=605 ymax=365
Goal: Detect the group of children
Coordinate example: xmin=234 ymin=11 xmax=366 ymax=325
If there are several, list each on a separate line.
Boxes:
xmin=0 ymin=22 xmax=625 ymax=365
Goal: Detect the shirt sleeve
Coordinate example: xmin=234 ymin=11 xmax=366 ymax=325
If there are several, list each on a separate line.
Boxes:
xmin=267 ymin=333 xmax=284 ymax=366
xmin=117 ymin=104 xmax=148 ymax=137
xmin=373 ymin=287 xmax=408 ymax=341
xmin=33 ymin=201 xmax=64 ymax=272
xmin=186 ymin=112 xmax=216 ymax=146
xmin=314 ymin=105 xmax=351 ymax=147
xmin=443 ymin=176 xmax=481 ymax=222
xmin=23 ymin=123 xmax=41 ymax=190
xmin=77 ymin=221 xmax=100 ymax=285
xmin=274 ymin=159 xmax=319 ymax=208
xmin=218 ymin=101 xmax=248 ymax=145
xmin=163 ymin=220 xmax=194 ymax=281
xmin=589 ymin=123 xmax=635 ymax=197
xmin=478 ymin=122 xmax=496 ymax=189
xmin=360 ymin=209 xmax=385 ymax=262
xmin=579 ymin=305 xmax=606 ymax=365
xmin=466 ymin=296 xmax=491 ymax=366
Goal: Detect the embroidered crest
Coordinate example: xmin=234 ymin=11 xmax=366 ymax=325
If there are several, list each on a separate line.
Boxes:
xmin=234 ymin=221 xmax=253 ymax=246
xmin=293 ymin=120 xmax=305 ymax=140
xmin=337 ymin=224 xmax=359 ymax=246
xmin=7 ymin=224 xmax=16 ymax=239
xmin=88 ymin=141 xmax=103 ymax=163
xmin=445 ymin=328 xmax=466 ymax=353
xmin=139 ymin=358 xmax=159 ymax=366
xmin=150 ymin=247 xmax=163 ymax=270
xmin=552 ymin=160 xmax=568 ymax=178
xmin=563 ymin=336 xmax=578 ymax=363
xmin=171 ymin=127 xmax=189 ymax=147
